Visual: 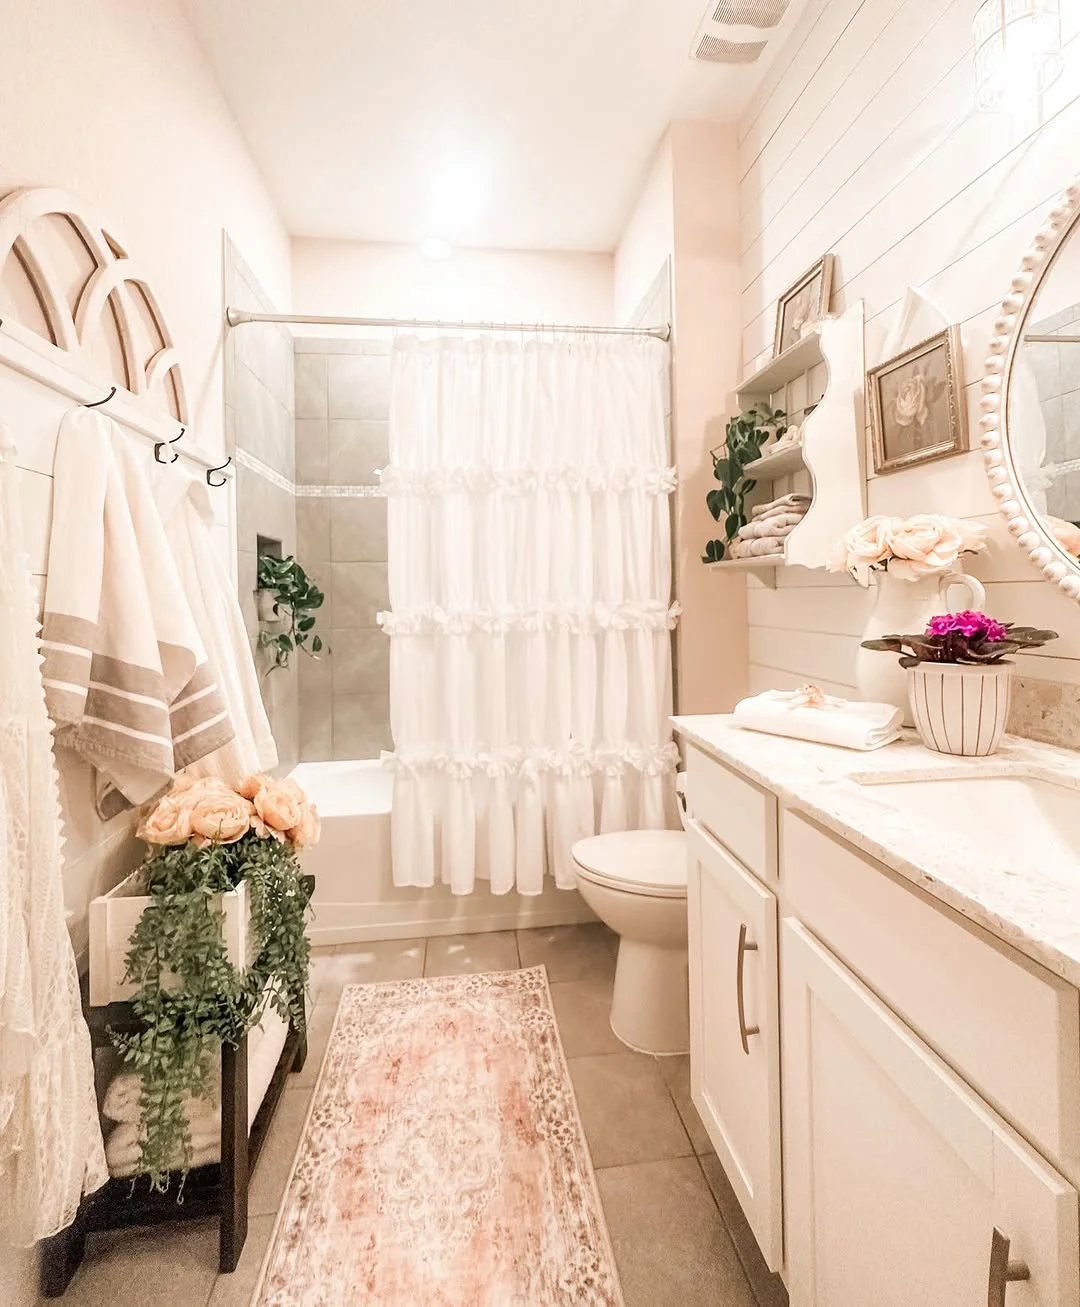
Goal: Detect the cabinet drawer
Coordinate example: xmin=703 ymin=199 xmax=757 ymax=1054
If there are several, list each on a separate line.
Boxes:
xmin=782 ymin=809 xmax=1080 ymax=1167
xmin=686 ymin=746 xmax=777 ymax=882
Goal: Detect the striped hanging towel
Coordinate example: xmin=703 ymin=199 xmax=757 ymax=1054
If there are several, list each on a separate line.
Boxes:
xmin=41 ymin=409 xmax=234 ymax=816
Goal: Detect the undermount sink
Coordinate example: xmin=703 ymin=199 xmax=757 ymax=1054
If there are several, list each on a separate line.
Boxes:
xmin=852 ymin=773 xmax=1080 ymax=878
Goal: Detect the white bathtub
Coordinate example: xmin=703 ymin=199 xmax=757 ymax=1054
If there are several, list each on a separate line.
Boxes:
xmin=288 ymin=759 xmax=593 ymax=946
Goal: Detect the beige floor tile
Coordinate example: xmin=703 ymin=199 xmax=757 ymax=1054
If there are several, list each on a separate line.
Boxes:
xmin=54 ymin=1219 xmax=219 ymax=1307
xmin=596 ymin=1158 xmax=757 ymax=1307
xmin=248 ymin=1085 xmax=312 ymax=1217
xmin=423 ymin=930 xmax=519 ymax=976
xmin=314 ymin=938 xmax=426 ymax=1007
xmin=550 ymin=975 xmax=624 ymax=1058
xmin=699 ymin=1154 xmax=788 ymax=1307
xmin=517 ymin=922 xmax=617 ymax=982
xmin=289 ymin=1002 xmax=338 ymax=1089
xmin=206 ymin=1214 xmax=276 ymax=1307
xmin=657 ymin=1054 xmax=713 ymax=1155
xmin=569 ymin=1053 xmax=692 ymax=1169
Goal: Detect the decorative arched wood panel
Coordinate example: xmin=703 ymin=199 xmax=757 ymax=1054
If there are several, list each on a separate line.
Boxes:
xmin=0 ymin=187 xmax=188 ymax=423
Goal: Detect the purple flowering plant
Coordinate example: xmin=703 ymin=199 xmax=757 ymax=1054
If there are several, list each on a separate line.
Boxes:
xmin=861 ymin=610 xmax=1057 ymax=669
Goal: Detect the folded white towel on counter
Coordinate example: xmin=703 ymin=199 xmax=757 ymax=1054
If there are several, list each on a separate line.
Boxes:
xmin=733 ymin=688 xmax=903 ymax=751
xmin=728 ymin=536 xmax=786 ymax=559
xmin=736 ymin=512 xmax=806 ymax=540
xmin=751 ymin=493 xmax=811 ymax=519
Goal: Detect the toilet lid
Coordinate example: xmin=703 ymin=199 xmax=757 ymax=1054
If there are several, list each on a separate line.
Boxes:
xmin=572 ymin=830 xmax=688 ymax=899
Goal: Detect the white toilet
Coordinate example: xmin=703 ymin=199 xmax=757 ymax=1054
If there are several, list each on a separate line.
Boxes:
xmin=571 ymin=824 xmax=689 ymax=1056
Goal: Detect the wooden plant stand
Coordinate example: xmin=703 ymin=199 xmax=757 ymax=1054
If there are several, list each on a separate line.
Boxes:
xmin=40 ymin=876 xmax=315 ymax=1297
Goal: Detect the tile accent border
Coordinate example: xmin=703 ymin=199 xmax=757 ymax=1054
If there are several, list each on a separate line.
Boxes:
xmin=1008 ymin=676 xmax=1080 ymax=750
xmin=235 ymin=447 xmax=384 ymax=499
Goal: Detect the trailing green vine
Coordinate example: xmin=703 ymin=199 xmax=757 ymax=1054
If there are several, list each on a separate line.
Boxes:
xmin=112 ymin=776 xmax=316 ymax=1190
xmin=702 ymin=403 xmax=787 ymax=563
xmin=257 ymin=554 xmax=327 ymax=669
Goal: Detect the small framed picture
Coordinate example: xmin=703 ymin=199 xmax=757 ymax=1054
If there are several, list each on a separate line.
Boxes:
xmin=773 ymin=254 xmax=835 ymax=356
xmin=868 ymin=326 xmax=968 ymax=475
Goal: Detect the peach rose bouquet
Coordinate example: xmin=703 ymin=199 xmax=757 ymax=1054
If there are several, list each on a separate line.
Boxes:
xmin=828 ymin=514 xmax=987 ymax=583
xmin=138 ymin=773 xmax=320 ymax=852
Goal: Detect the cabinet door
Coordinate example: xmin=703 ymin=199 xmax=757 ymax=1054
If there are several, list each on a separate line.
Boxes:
xmin=783 ymin=919 xmax=1079 ymax=1307
xmin=685 ymin=816 xmax=782 ymax=1270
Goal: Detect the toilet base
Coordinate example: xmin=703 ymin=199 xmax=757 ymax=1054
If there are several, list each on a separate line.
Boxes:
xmin=609 ymin=937 xmax=689 ymax=1056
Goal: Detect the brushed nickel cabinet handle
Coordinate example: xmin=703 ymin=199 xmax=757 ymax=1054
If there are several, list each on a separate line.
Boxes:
xmin=988 ymin=1227 xmax=1030 ymax=1306
xmin=736 ymin=923 xmax=760 ymax=1056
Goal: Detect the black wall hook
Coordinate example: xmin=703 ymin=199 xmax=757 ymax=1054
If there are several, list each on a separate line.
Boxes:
xmin=154 ymin=425 xmax=185 ymax=465
xmin=84 ymin=385 xmax=117 ymax=409
xmin=206 ymin=456 xmax=231 ymax=487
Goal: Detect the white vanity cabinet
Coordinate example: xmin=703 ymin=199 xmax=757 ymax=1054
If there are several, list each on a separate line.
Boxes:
xmin=783 ymin=919 xmax=1078 ymax=1307
xmin=680 ymin=736 xmax=1080 ymax=1307
xmin=685 ymin=816 xmax=782 ymax=1270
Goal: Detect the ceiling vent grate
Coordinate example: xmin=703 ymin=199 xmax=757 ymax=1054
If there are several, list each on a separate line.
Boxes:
xmin=711 ymin=0 xmax=790 ymax=27
xmin=695 ymin=33 xmax=769 ymax=63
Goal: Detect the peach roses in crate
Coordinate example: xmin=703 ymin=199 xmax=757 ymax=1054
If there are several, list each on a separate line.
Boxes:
xmin=828 ymin=513 xmax=987 ymax=582
xmin=137 ymin=773 xmax=321 ymax=851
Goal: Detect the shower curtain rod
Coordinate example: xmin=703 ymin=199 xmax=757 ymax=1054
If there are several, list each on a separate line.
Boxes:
xmin=225 ymin=308 xmax=671 ymax=341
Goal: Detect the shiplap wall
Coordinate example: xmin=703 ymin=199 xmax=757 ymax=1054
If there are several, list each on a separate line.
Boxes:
xmin=738 ymin=0 xmax=1080 ymax=711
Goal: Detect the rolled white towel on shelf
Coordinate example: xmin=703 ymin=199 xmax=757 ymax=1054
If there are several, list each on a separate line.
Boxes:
xmin=101 ymin=1070 xmax=219 ymax=1126
xmin=728 ymin=536 xmax=786 ymax=560
xmin=733 ymin=687 xmax=903 ymax=751
xmin=751 ymin=493 xmax=811 ymax=519
xmin=736 ymin=512 xmax=806 ymax=540
xmin=105 ymin=1116 xmax=222 ymax=1179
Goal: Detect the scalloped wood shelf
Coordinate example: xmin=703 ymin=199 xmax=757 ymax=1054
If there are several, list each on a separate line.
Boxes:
xmin=737 ymin=330 xmax=824 ymax=399
xmin=743 ymin=442 xmax=806 ymax=480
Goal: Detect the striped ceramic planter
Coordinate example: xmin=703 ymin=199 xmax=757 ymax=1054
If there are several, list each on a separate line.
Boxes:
xmin=907 ymin=663 xmax=1012 ymax=757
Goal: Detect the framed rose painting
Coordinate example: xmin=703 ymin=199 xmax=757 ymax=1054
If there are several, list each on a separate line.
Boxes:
xmin=868 ymin=326 xmax=968 ymax=475
xmin=773 ymin=254 xmax=835 ymax=356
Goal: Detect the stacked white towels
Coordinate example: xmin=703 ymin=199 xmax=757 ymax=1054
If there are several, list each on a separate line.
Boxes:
xmin=729 ymin=494 xmax=811 ymax=560
xmin=733 ymin=688 xmax=903 ymax=751
xmin=101 ymin=1003 xmax=289 ymax=1178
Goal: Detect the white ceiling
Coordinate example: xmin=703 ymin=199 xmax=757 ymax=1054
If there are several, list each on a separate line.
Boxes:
xmin=181 ymin=0 xmax=803 ymax=252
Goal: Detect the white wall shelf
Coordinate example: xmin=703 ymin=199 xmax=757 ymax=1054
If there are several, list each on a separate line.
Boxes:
xmin=743 ymin=442 xmax=805 ymax=480
xmin=736 ymin=330 xmax=825 ymax=400
xmin=711 ymin=302 xmax=866 ymax=584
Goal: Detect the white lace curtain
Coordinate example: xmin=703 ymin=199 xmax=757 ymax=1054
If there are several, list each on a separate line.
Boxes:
xmin=381 ymin=332 xmax=679 ymax=895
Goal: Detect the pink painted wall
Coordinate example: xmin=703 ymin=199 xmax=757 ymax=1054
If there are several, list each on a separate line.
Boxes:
xmin=0 ymin=0 xmax=292 ymax=457
xmin=615 ymin=122 xmax=748 ymax=715
xmin=292 ymin=237 xmax=614 ymax=327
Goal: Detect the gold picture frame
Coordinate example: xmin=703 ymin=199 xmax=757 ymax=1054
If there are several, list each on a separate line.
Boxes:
xmin=773 ymin=254 xmax=835 ymax=357
xmin=868 ymin=326 xmax=968 ymax=475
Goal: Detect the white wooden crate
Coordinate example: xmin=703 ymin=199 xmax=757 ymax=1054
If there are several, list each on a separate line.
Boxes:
xmin=89 ymin=870 xmax=253 ymax=1007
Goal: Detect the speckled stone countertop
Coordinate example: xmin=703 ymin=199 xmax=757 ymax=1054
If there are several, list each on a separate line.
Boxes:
xmin=672 ymin=715 xmax=1080 ymax=989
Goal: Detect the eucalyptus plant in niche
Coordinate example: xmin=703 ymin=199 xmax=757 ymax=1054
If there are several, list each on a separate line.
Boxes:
xmin=256 ymin=554 xmax=327 ymax=669
xmin=111 ymin=773 xmax=318 ymax=1189
xmin=702 ymin=403 xmax=788 ymax=563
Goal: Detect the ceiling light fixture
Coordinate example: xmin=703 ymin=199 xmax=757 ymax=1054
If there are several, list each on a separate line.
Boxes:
xmin=974 ymin=0 xmax=1064 ymax=112
xmin=430 ymin=154 xmax=491 ymax=233
xmin=420 ymin=237 xmax=453 ymax=261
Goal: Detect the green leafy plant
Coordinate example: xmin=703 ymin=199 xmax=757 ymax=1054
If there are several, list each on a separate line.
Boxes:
xmin=702 ymin=403 xmax=788 ymax=563
xmin=256 ymin=554 xmax=326 ymax=669
xmin=110 ymin=824 xmax=311 ymax=1189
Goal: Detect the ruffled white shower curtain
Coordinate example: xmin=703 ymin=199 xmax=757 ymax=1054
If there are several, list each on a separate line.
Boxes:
xmin=381 ymin=333 xmax=679 ymax=894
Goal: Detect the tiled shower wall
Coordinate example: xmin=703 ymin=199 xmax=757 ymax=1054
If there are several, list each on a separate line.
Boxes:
xmin=294 ymin=338 xmax=392 ymax=760
xmin=224 ymin=237 xmax=299 ymax=768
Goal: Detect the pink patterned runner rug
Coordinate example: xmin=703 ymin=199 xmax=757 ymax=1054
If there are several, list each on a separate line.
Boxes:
xmin=253 ymin=966 xmax=624 ymax=1306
